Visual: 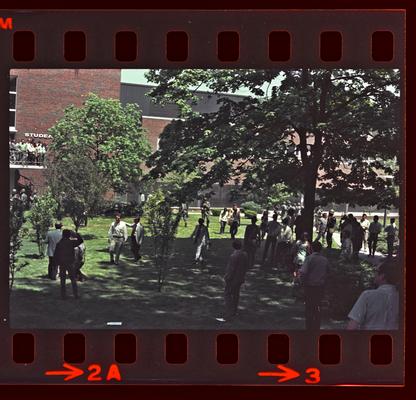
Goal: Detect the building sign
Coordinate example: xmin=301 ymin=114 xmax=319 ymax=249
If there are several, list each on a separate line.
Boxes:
xmin=24 ymin=132 xmax=52 ymax=139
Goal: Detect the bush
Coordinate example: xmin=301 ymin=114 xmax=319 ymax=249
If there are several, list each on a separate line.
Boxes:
xmin=241 ymin=201 xmax=262 ymax=214
xmin=211 ymin=208 xmax=221 ymax=217
xmin=244 ymin=209 xmax=258 ymax=219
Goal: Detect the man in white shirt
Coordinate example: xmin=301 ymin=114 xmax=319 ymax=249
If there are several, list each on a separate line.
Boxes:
xmin=44 ymin=222 xmax=63 ymax=280
xmin=360 ymin=214 xmax=370 ymax=251
xmin=108 ymin=212 xmax=128 ymax=265
xmin=347 ymin=258 xmax=399 ymax=330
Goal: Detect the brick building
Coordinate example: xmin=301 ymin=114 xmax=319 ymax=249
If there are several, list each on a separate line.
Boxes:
xmin=9 ymin=69 xmax=121 ymax=194
xmin=9 ymin=69 xmax=244 ymax=207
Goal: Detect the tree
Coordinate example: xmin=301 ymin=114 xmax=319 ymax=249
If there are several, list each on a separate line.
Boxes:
xmin=144 ymin=189 xmax=180 ymax=292
xmin=28 ymin=191 xmax=59 ymax=257
xmin=47 ymin=155 xmax=107 ymax=232
xmin=48 ymin=93 xmax=151 ymax=193
xmin=145 ymin=69 xmax=400 ymax=237
xmin=9 ymin=199 xmax=29 ymax=289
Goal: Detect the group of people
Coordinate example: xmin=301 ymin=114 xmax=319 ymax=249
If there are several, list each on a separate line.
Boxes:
xmin=314 ymin=211 xmax=399 ymax=260
xmin=10 ymin=187 xmax=37 ymax=210
xmin=41 ymin=203 xmax=399 ymax=330
xmin=9 ymin=138 xmax=47 ymax=165
xmin=45 ymin=223 xmax=85 ymax=299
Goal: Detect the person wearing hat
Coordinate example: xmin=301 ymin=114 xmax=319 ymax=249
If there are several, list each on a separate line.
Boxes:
xmin=44 ymin=222 xmax=63 ymax=279
xmin=326 ymin=210 xmax=337 ymax=249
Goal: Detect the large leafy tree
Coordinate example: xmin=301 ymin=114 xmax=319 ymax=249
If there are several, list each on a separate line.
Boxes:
xmin=146 ymin=69 xmax=400 ymax=236
xmin=47 ymin=154 xmax=108 ymax=232
xmin=48 ymin=93 xmax=151 ymax=193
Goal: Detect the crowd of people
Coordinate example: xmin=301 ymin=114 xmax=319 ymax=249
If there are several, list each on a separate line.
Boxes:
xmin=10 ymin=187 xmax=37 ymax=210
xmin=9 ymin=138 xmax=47 ymax=165
xmin=38 ymin=200 xmax=400 ymax=330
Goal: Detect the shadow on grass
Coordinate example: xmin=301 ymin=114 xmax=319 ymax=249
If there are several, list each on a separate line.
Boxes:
xmin=10 ymin=237 xmax=350 ymax=330
xmin=82 ymin=234 xmax=98 ymax=240
xmin=22 ymin=253 xmax=43 ymax=260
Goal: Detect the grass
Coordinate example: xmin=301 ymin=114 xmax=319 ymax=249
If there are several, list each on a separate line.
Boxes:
xmin=10 ymin=212 xmax=380 ymax=330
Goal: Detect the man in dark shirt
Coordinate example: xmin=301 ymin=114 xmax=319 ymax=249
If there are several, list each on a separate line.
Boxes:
xmin=216 ymin=240 xmax=249 ymax=322
xmin=243 ymin=216 xmax=261 ymax=267
xmin=54 ymin=229 xmax=82 ymax=299
xmin=299 ymin=241 xmax=329 ymax=330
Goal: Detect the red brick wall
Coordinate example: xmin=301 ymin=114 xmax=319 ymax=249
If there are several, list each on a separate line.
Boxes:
xmin=142 ymin=117 xmax=171 ymax=151
xmin=11 ymin=69 xmax=121 ymax=142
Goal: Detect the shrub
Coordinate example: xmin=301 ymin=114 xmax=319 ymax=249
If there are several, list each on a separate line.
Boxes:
xmin=211 ymin=208 xmax=221 ymax=217
xmin=241 ymin=201 xmax=262 ymax=214
xmin=244 ymin=209 xmax=258 ymax=219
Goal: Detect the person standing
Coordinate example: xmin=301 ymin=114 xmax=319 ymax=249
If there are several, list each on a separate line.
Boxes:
xmin=351 ymin=216 xmax=365 ymax=260
xmin=276 ymin=216 xmax=293 ymax=267
xmin=190 ymin=218 xmax=210 ymax=263
xmin=360 ymin=214 xmax=370 ymax=252
xmin=180 ymin=203 xmax=189 ymax=228
xmin=260 ymin=210 xmax=269 ymax=240
xmin=108 ymin=212 xmax=128 ymax=265
xmin=340 ymin=230 xmax=353 ymax=262
xmin=384 ymin=217 xmax=398 ymax=258
xmin=262 ymin=213 xmax=281 ymax=266
xmin=201 ymin=199 xmax=211 ymax=228
xmin=292 ymin=232 xmax=312 ymax=273
xmin=316 ymin=212 xmax=327 ymax=243
xmin=44 ymin=222 xmax=63 ymax=280
xmin=216 ymin=240 xmax=249 ymax=322
xmin=219 ymin=207 xmax=229 ymax=234
xmin=71 ymin=230 xmax=86 ymax=281
xmin=347 ymin=258 xmax=399 ymax=330
xmin=299 ymin=241 xmax=330 ymax=330
xmin=20 ymin=188 xmax=28 ymax=210
xmin=368 ymin=215 xmax=382 ymax=257
xmin=54 ymin=229 xmax=82 ymax=299
xmin=326 ymin=210 xmax=337 ymax=249
xmin=243 ymin=216 xmax=261 ymax=267
xmin=229 ymin=204 xmax=241 ymax=239
xmin=127 ymin=217 xmax=145 ymax=262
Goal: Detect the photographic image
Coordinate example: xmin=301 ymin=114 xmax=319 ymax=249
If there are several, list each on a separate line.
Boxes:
xmin=9 ymin=68 xmax=402 ymax=330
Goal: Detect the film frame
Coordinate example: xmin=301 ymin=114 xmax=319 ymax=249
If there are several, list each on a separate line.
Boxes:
xmin=0 ymin=7 xmax=411 ymax=393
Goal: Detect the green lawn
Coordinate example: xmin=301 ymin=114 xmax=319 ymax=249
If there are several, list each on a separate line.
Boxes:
xmin=10 ymin=213 xmax=371 ymax=330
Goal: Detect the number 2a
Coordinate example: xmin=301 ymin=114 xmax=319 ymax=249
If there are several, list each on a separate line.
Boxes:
xmin=87 ymin=364 xmax=121 ymax=382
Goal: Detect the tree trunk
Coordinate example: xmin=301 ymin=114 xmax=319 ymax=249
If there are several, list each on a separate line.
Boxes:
xmin=303 ymin=169 xmax=318 ymax=241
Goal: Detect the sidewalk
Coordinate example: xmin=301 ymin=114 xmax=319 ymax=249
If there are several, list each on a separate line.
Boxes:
xmin=332 ymin=232 xmax=385 ymax=266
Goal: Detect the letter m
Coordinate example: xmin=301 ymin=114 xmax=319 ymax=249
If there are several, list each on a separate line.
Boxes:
xmin=0 ymin=18 xmax=13 ymax=30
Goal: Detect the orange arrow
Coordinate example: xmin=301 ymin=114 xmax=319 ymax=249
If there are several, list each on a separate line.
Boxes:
xmin=258 ymin=364 xmax=300 ymax=383
xmin=45 ymin=363 xmax=84 ymax=381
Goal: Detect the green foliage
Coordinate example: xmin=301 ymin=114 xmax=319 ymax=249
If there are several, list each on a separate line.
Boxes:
xmin=28 ymin=190 xmax=58 ymax=257
xmin=326 ymin=258 xmax=375 ymax=318
xmin=47 ymin=154 xmax=107 ymax=232
xmin=210 ymin=208 xmax=221 ymax=217
xmin=143 ymin=189 xmax=180 ymax=291
xmin=9 ymin=199 xmax=29 ymax=289
xmin=241 ymin=201 xmax=262 ymax=213
xmin=146 ymin=69 xmax=400 ymax=237
xmin=48 ymin=93 xmax=151 ymax=193
xmin=243 ymin=209 xmax=258 ymax=219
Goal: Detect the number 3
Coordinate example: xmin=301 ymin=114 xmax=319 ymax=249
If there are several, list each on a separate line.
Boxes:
xmin=305 ymin=367 xmax=321 ymax=384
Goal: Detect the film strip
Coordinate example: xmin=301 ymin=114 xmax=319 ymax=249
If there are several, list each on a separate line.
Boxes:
xmin=0 ymin=9 xmax=406 ymax=387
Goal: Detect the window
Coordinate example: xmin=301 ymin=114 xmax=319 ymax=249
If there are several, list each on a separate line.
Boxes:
xmin=9 ymin=76 xmax=17 ymax=131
